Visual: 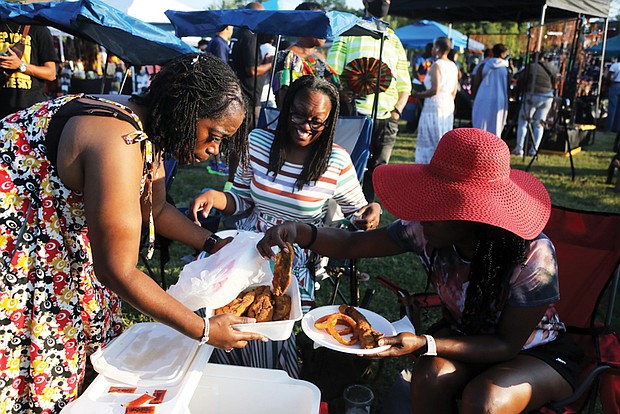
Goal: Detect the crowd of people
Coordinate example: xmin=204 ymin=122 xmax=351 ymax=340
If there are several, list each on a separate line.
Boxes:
xmin=0 ymin=1 xmax=598 ymax=413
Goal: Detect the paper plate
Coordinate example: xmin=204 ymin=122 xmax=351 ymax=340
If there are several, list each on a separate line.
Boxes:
xmin=301 ymin=305 xmax=396 ymax=355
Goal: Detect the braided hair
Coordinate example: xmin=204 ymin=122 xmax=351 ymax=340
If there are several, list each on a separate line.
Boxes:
xmin=458 ymin=224 xmax=529 ymax=335
xmin=269 ymin=75 xmax=340 ymax=191
xmin=132 ymin=53 xmax=248 ymax=166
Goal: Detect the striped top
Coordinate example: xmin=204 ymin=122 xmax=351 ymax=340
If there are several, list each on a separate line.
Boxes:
xmin=228 ymin=128 xmax=367 ymax=232
xmin=326 ymin=27 xmax=411 ymax=119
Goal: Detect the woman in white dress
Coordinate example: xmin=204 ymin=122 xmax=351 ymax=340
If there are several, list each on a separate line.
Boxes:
xmin=413 ymin=37 xmax=459 ymax=164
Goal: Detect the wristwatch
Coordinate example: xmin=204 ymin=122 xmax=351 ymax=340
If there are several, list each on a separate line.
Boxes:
xmin=18 ymin=61 xmax=26 ymax=73
xmin=202 ymin=234 xmax=222 ymax=255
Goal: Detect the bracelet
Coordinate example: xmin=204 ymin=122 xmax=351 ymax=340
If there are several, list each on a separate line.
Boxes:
xmin=392 ymin=107 xmax=402 ymax=116
xmin=421 ymin=334 xmax=437 ymax=356
xmin=202 ymin=234 xmax=222 ymax=254
xmin=300 ymin=223 xmax=317 ymax=249
xmin=199 ymin=316 xmax=210 ymax=345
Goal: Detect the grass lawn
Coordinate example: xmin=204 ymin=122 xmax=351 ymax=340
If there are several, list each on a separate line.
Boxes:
xmin=133 ymin=123 xmax=619 ymax=413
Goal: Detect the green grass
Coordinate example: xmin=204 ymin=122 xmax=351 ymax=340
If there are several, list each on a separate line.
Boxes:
xmin=133 ymin=124 xmax=619 ymax=413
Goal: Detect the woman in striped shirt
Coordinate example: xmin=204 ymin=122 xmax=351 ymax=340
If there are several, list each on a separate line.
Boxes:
xmin=188 ymin=75 xmax=381 ymax=376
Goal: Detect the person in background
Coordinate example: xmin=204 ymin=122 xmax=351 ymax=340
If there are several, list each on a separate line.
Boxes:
xmin=412 ymin=37 xmax=458 ymax=164
xmin=605 ymin=56 xmax=620 ymax=132
xmin=197 ymin=38 xmax=209 ymax=52
xmin=259 ymin=33 xmax=277 ymax=109
xmin=206 ymin=25 xmax=234 ymax=63
xmin=513 ymin=52 xmax=557 ymax=156
xmin=0 ymin=53 xmax=265 ymax=413
xmin=447 ymin=48 xmax=463 ymax=82
xmin=188 ymin=75 xmax=381 ymax=377
xmin=0 ymin=22 xmax=58 ymax=119
xmin=470 ymin=48 xmax=491 ymax=95
xmin=258 ymin=128 xmax=583 ymax=414
xmin=412 ymin=42 xmax=435 ymax=83
xmin=327 ymin=0 xmax=411 ymax=201
xmin=471 ymin=43 xmax=510 ymax=137
xmin=230 ymin=1 xmax=274 ymax=130
xmin=273 ymin=2 xmax=353 ymax=115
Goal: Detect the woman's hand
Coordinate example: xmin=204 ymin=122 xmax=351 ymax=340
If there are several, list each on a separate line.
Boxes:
xmin=207 ymin=313 xmax=268 ymax=350
xmin=256 ymin=222 xmax=300 ymax=260
xmin=350 ymin=202 xmax=382 ymax=230
xmin=367 ymin=333 xmax=427 ymax=359
xmin=187 ymin=189 xmax=223 ymax=224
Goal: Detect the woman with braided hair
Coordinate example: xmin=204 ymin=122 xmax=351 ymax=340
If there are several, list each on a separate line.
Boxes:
xmin=0 ymin=53 xmax=266 ymax=413
xmin=188 ymin=75 xmax=380 ymax=376
xmin=257 ymin=128 xmax=583 ymax=413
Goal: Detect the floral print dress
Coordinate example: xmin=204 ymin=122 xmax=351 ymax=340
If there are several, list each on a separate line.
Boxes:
xmin=0 ymin=95 xmax=154 ymax=414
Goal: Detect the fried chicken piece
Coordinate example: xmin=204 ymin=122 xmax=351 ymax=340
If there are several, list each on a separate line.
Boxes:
xmin=272 ymin=295 xmax=292 ymax=321
xmin=272 ymin=242 xmax=293 ymax=296
xmin=339 ymin=305 xmax=383 ymax=349
xmin=215 ymin=295 xmax=242 ymax=315
xmin=248 ymin=286 xmax=273 ymax=322
xmin=215 ymin=288 xmax=258 ymax=316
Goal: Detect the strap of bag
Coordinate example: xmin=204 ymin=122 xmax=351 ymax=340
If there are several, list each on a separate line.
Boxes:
xmin=537 ymin=61 xmax=553 ymax=79
xmin=11 ymin=25 xmax=30 ymax=59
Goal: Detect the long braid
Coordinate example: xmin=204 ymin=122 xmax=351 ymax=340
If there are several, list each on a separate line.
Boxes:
xmin=459 ymin=225 xmax=529 ymax=335
xmin=269 ymin=75 xmax=340 ymax=191
xmin=132 ymin=53 xmax=248 ymax=166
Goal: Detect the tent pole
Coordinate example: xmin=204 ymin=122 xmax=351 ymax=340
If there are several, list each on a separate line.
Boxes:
xmin=593 ymin=17 xmax=609 ymax=144
xmin=265 ymin=34 xmax=281 ymax=108
xmin=536 ymin=4 xmax=547 ymax=52
xmin=119 ymin=67 xmax=130 ymax=95
xmin=101 ymin=54 xmax=108 ymax=94
xmin=370 ymin=34 xmax=386 ymax=133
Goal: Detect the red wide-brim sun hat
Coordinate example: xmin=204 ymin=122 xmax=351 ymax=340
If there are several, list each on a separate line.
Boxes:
xmin=373 ymin=128 xmax=551 ymax=240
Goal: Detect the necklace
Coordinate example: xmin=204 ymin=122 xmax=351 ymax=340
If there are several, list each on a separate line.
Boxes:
xmin=4 ymin=23 xmax=21 ymax=36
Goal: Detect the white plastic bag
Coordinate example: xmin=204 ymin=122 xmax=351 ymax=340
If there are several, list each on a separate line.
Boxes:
xmin=167 ymin=231 xmax=273 ymax=311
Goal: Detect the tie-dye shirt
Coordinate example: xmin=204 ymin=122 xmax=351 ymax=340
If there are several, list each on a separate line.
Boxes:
xmin=387 ymin=220 xmax=565 ymax=349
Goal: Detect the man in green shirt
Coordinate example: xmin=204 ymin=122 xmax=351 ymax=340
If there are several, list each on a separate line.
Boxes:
xmin=327 ymin=0 xmax=410 ymax=201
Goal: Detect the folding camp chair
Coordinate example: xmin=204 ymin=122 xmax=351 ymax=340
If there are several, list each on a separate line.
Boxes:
xmin=542 ymin=206 xmax=620 ymax=414
xmin=257 ymin=106 xmax=374 ymax=306
xmin=377 ymin=205 xmax=620 ymax=413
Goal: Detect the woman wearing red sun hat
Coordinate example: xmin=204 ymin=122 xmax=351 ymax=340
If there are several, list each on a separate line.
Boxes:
xmin=257 ymin=128 xmax=583 ymax=413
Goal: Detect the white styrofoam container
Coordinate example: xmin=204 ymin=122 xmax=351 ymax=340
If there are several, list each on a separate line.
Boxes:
xmin=187 ymin=364 xmax=321 ymax=414
xmin=231 ymin=276 xmax=302 ymax=341
xmin=61 ymin=322 xmax=212 ymax=414
xmin=196 ymin=229 xmax=302 ymax=341
xmin=90 ymin=322 xmax=201 ymax=387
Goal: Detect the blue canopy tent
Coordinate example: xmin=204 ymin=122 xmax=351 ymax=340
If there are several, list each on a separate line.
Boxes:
xmin=166 ymin=9 xmax=390 ymax=125
xmin=165 ymin=9 xmax=387 ymax=40
xmin=0 ymin=0 xmax=196 ymax=67
xmin=394 ymin=20 xmax=484 ymax=51
xmin=588 ymin=34 xmax=620 ymax=57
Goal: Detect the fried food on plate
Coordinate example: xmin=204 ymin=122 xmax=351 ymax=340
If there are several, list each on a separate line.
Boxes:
xmin=272 ymin=242 xmax=293 ymax=296
xmin=248 ymin=285 xmax=273 ymax=322
xmin=339 ymin=305 xmax=383 ymax=349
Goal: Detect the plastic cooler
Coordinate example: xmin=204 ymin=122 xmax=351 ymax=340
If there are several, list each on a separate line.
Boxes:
xmin=61 ymin=322 xmax=320 ymax=413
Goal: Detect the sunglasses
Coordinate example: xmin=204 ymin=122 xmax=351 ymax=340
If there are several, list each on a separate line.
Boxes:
xmin=289 ymin=112 xmax=327 ymax=132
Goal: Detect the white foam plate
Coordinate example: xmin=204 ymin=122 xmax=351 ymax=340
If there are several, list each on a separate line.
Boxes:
xmin=301 ymin=306 xmax=396 ymax=355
